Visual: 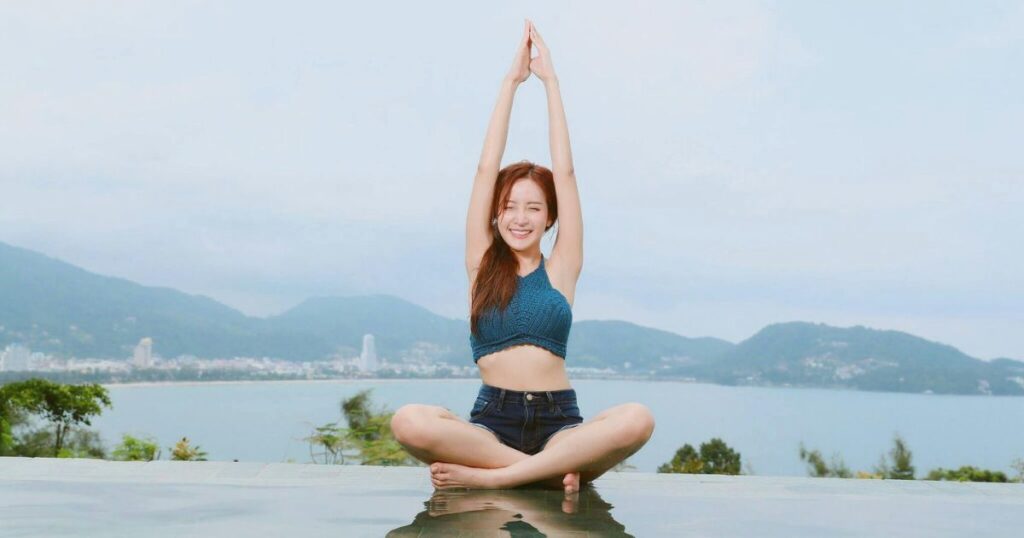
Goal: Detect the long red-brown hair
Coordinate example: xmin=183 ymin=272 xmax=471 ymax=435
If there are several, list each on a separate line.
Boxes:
xmin=470 ymin=161 xmax=558 ymax=337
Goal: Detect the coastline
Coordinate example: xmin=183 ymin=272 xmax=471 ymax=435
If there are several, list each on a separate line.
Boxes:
xmin=101 ymin=377 xmax=485 ymax=389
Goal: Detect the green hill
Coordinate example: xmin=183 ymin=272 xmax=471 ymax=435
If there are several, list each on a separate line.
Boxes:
xmin=685 ymin=322 xmax=1024 ymax=395
xmin=567 ymin=320 xmax=733 ymax=370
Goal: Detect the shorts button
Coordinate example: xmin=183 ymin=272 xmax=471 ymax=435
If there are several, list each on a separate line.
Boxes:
xmin=526 ymin=393 xmax=534 ymax=401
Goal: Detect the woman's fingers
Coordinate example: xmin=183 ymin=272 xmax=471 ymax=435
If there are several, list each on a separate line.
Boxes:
xmin=530 ymin=23 xmax=548 ymax=50
xmin=519 ymin=20 xmax=532 ymax=54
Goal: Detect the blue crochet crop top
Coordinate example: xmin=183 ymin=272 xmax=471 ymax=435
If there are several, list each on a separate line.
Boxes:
xmin=469 ymin=255 xmax=573 ymax=363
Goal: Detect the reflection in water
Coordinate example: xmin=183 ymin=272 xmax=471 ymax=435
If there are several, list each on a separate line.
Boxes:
xmin=387 ymin=487 xmax=633 ymax=537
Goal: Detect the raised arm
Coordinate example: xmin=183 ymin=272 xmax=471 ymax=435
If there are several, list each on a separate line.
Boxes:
xmin=530 ymin=24 xmax=583 ymax=281
xmin=465 ymin=20 xmax=532 ymax=279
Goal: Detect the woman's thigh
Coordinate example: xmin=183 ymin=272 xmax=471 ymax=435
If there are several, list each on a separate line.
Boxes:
xmin=392 ymin=404 xmax=529 ymax=468
xmin=539 ymin=402 xmax=655 ymax=479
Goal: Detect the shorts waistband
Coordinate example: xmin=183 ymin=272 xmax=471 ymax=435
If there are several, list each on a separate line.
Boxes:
xmin=477 ymin=383 xmax=577 ymax=406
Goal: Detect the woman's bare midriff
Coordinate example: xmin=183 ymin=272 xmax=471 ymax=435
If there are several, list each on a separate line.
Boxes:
xmin=476 ymin=343 xmax=572 ymax=391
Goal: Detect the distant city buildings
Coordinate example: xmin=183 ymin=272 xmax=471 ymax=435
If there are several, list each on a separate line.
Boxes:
xmin=358 ymin=334 xmax=378 ymax=372
xmin=0 ymin=331 xmax=485 ymax=380
xmin=1 ymin=343 xmax=32 ymax=372
xmin=132 ymin=337 xmax=154 ymax=368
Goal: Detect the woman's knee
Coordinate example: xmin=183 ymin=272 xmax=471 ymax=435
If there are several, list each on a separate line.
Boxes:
xmin=390 ymin=404 xmax=439 ymax=448
xmin=615 ymin=402 xmax=655 ymax=447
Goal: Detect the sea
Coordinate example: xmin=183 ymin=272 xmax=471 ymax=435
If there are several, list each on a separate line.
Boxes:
xmin=90 ymin=378 xmax=1024 ymax=477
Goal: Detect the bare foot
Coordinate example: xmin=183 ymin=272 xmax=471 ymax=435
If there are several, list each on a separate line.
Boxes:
xmin=563 ymin=472 xmax=580 ymax=494
xmin=430 ymin=462 xmax=498 ymax=490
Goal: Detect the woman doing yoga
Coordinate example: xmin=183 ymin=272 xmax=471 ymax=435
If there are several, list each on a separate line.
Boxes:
xmin=390 ymin=19 xmax=655 ymax=494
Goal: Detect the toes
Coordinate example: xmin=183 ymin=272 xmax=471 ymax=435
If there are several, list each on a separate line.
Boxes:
xmin=563 ymin=472 xmax=580 ymax=494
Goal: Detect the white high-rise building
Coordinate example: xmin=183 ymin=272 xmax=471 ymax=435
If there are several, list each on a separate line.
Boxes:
xmin=1 ymin=344 xmax=32 ymax=371
xmin=132 ymin=337 xmax=153 ymax=368
xmin=359 ymin=334 xmax=378 ymax=372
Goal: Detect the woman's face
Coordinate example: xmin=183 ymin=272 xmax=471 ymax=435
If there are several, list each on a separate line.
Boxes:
xmin=497 ymin=178 xmax=551 ymax=252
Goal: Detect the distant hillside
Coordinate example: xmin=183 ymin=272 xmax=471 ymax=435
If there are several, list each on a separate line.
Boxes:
xmin=0 ymin=242 xmax=470 ymax=361
xmin=567 ymin=320 xmax=733 ymax=370
xmin=3 ymin=240 xmax=1022 ymax=396
xmin=681 ymin=322 xmax=1024 ymax=395
xmin=266 ymin=295 xmax=468 ymax=363
xmin=0 ymin=241 xmax=255 ymax=358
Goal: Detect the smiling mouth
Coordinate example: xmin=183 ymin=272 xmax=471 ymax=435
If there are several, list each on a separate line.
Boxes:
xmin=510 ymin=229 xmax=532 ymax=239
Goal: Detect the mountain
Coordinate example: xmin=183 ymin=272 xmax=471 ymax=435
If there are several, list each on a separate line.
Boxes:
xmin=0 ymin=241 xmax=476 ymax=361
xmin=3 ymin=240 xmax=1022 ymax=396
xmin=682 ymin=322 xmax=1024 ymax=395
xmin=0 ymin=241 xmax=256 ymax=358
xmin=567 ymin=320 xmax=733 ymax=370
xmin=266 ymin=295 xmax=469 ymax=362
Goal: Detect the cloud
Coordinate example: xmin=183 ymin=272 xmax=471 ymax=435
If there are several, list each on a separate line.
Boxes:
xmin=0 ymin=1 xmax=1022 ymax=357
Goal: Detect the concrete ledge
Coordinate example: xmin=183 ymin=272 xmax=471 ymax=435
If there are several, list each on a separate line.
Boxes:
xmin=3 ymin=457 xmax=1023 ymax=537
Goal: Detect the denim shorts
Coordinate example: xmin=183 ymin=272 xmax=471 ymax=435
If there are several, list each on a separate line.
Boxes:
xmin=467 ymin=383 xmax=585 ymax=455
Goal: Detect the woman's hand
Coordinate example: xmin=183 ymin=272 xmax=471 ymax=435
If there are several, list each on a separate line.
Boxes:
xmin=528 ymin=22 xmax=557 ymax=84
xmin=505 ymin=19 xmax=532 ymax=84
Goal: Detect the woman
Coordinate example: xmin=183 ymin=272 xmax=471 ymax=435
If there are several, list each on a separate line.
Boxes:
xmin=391 ymin=20 xmax=655 ymax=494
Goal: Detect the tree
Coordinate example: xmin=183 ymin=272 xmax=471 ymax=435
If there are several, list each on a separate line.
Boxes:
xmin=306 ymin=422 xmax=352 ymax=465
xmin=112 ymin=434 xmax=161 ymax=461
xmin=170 ymin=437 xmax=208 ymax=461
xmin=58 ymin=428 xmax=107 ymax=459
xmin=0 ymin=396 xmax=29 ymax=456
xmin=11 ymin=424 xmax=107 ymax=459
xmin=700 ymin=438 xmax=742 ymax=475
xmin=658 ymin=438 xmax=741 ymax=475
xmin=874 ymin=433 xmax=915 ymax=480
xmin=305 ymin=389 xmax=419 ymax=466
xmin=658 ymin=443 xmax=701 ymax=474
xmin=798 ymin=442 xmax=852 ymax=478
xmin=925 ymin=466 xmax=1008 ymax=483
xmin=0 ymin=378 xmax=111 ymax=456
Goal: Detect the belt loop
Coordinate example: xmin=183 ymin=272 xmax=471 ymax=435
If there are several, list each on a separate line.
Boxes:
xmin=497 ymin=388 xmax=506 ymax=411
xmin=545 ymin=391 xmax=555 ymax=413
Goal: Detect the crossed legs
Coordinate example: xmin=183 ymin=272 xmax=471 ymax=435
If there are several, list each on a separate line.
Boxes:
xmin=391 ymin=402 xmax=655 ymax=491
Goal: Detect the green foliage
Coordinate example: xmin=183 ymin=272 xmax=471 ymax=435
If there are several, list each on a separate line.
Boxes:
xmin=926 ymin=465 xmax=1008 ymax=483
xmin=0 ymin=398 xmax=28 ymax=456
xmin=874 ymin=433 xmax=915 ymax=480
xmin=799 ymin=434 xmax=914 ymax=480
xmin=798 ymin=442 xmax=852 ymax=478
xmin=112 ymin=434 xmax=161 ymax=461
xmin=56 ymin=428 xmax=107 ymax=459
xmin=0 ymin=378 xmax=111 ymax=456
xmin=658 ymin=437 xmax=741 ymax=475
xmin=306 ymin=422 xmax=352 ymax=465
xmin=170 ymin=437 xmax=208 ymax=461
xmin=305 ymin=389 xmax=419 ymax=466
xmin=657 ymin=444 xmax=702 ymax=474
xmin=11 ymin=425 xmax=107 ymax=459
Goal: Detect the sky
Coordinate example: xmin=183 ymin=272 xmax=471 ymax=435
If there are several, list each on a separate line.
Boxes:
xmin=1 ymin=1 xmax=1022 ymax=359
